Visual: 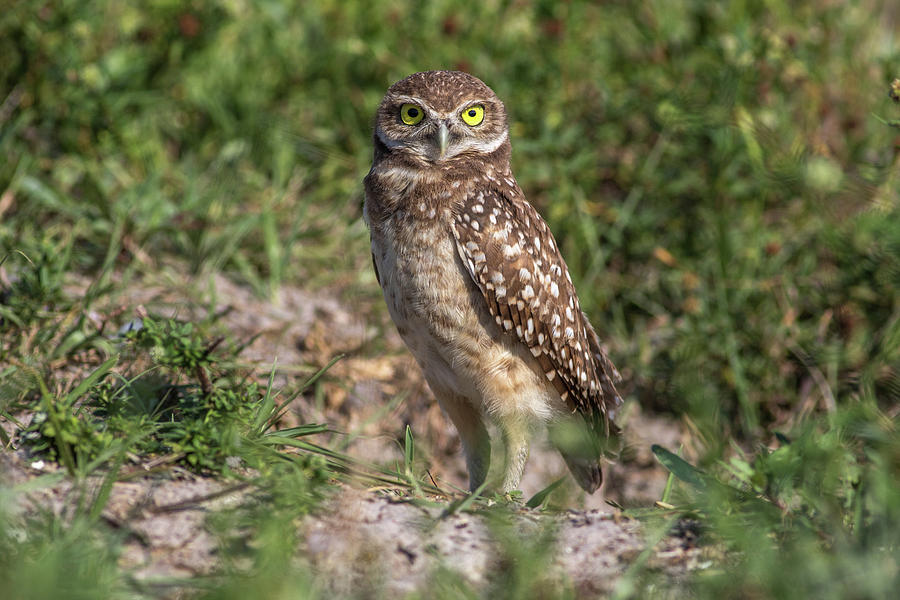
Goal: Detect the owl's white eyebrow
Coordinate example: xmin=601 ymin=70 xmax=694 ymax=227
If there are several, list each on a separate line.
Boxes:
xmin=392 ymin=96 xmax=427 ymax=107
xmin=453 ymin=100 xmax=485 ymax=113
xmin=448 ymin=129 xmax=508 ymax=157
xmin=376 ymin=127 xmax=407 ymax=149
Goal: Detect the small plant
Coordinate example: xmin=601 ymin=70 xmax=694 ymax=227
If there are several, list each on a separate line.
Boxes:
xmin=649 ymin=401 xmax=900 ymax=598
xmin=18 ymin=357 xmax=118 ymax=474
xmin=0 ymin=244 xmax=69 ymax=333
xmin=878 ymin=78 xmax=900 ymax=127
xmin=17 ymin=316 xmax=260 ymax=473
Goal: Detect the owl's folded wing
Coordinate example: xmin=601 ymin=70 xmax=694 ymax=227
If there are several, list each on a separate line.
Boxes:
xmin=449 ymin=187 xmax=622 ymax=438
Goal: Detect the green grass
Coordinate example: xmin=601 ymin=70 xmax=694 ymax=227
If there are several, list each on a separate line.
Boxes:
xmin=2 ymin=0 xmax=900 ymax=598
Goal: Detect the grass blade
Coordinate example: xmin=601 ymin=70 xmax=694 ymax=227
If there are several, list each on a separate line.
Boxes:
xmin=442 ymin=479 xmax=490 ymax=517
xmin=404 ymin=425 xmax=414 ymax=474
xmin=66 ymin=356 xmax=118 ymax=409
xmin=651 ymin=444 xmax=706 ymax=489
xmin=526 ymin=477 xmax=565 ymax=509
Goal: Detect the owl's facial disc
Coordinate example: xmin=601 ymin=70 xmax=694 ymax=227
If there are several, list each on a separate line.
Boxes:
xmin=376 ymin=93 xmax=507 ymax=163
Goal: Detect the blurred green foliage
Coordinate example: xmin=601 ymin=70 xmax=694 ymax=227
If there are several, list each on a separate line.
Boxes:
xmin=1 ymin=0 xmax=899 ymax=597
xmin=3 ymin=0 xmax=898 ymax=440
xmin=652 ymin=399 xmax=900 ymax=597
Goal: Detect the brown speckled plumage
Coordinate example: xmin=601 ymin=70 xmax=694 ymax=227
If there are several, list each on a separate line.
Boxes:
xmin=364 ymin=71 xmax=622 ymax=494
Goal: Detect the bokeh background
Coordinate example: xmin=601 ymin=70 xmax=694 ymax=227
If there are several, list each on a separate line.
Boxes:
xmin=2 ymin=0 xmax=900 ymax=597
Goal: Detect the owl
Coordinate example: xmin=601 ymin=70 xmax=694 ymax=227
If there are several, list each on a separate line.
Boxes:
xmin=363 ymin=70 xmax=622 ymax=494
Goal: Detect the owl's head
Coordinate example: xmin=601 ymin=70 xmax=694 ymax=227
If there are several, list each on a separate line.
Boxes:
xmin=373 ymin=71 xmax=509 ymax=164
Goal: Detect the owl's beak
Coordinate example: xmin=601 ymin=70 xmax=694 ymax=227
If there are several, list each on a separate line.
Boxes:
xmin=436 ymin=122 xmax=450 ymax=159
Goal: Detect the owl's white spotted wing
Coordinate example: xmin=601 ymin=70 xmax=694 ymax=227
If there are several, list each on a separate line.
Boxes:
xmin=450 ymin=187 xmax=622 ymax=437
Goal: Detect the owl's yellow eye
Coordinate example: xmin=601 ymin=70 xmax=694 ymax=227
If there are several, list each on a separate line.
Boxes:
xmin=460 ymin=104 xmax=485 ymax=126
xmin=400 ymin=103 xmax=424 ymax=125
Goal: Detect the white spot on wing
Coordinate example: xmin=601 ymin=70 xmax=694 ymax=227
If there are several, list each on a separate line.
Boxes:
xmin=503 ymin=244 xmax=521 ymax=259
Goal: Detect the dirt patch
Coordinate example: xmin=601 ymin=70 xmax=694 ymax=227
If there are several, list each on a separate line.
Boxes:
xmin=3 ymin=272 xmax=696 ymax=595
xmin=2 ymin=450 xmax=704 ymax=597
xmin=303 ymin=487 xmax=704 ymax=597
xmin=63 ymin=270 xmax=684 ymax=508
xmin=1 ymin=451 xmax=239 ymax=585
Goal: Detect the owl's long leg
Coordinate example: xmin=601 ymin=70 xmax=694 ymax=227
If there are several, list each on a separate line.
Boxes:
xmin=499 ymin=417 xmax=531 ymax=493
xmin=435 ymin=394 xmax=491 ymax=492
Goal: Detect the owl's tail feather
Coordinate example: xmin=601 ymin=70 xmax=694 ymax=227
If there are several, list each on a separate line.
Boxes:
xmin=550 ymin=417 xmax=609 ymax=494
xmin=560 ymin=452 xmax=603 ymax=494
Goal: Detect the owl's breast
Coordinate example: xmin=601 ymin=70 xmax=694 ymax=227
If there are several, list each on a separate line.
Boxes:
xmin=370 ymin=205 xmax=480 ymax=340
xmin=366 ymin=189 xmax=492 ymax=386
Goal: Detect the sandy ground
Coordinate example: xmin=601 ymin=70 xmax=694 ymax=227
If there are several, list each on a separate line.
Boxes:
xmin=2 ymin=272 xmax=703 ymax=596
xmin=2 ymin=450 xmax=704 ymax=597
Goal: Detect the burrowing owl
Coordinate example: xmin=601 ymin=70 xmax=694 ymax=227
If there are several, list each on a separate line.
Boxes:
xmin=364 ymin=71 xmax=622 ymax=494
